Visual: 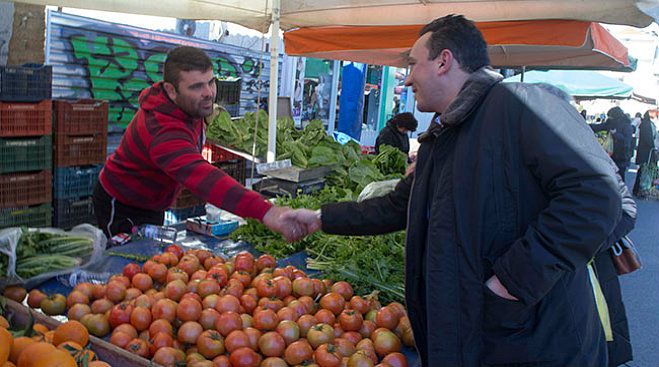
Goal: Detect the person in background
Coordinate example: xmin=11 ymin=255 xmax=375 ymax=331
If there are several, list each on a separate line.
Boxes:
xmin=591 ymin=107 xmax=634 ymax=181
xmin=535 ymin=83 xmax=635 ymax=367
xmin=633 ymin=110 xmax=658 ymax=195
xmin=93 ymin=46 xmax=304 ymax=242
xmin=287 ymin=14 xmax=621 ymax=366
xmin=581 ymin=109 xmax=588 ymax=120
xmin=374 ymin=112 xmax=418 ymax=155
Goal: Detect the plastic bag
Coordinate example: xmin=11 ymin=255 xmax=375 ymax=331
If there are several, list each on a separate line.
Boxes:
xmin=603 ymin=132 xmax=615 ymax=156
xmin=357 ymin=179 xmax=401 ymax=202
xmin=0 ymin=224 xmax=106 ymax=288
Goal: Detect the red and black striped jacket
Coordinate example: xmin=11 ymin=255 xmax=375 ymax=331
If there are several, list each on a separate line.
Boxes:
xmin=99 ymin=82 xmax=272 ymax=220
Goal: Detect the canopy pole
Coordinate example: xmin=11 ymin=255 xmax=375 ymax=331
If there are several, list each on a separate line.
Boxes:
xmin=521 ymin=66 xmax=526 ymax=82
xmin=267 ymin=0 xmax=280 ymax=162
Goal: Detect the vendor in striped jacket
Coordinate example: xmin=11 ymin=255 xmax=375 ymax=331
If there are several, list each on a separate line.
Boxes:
xmin=93 ymin=46 xmax=303 ymax=242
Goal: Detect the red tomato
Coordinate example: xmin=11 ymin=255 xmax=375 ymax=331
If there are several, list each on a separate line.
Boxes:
xmin=258 ymin=331 xmax=286 ymax=357
xmin=165 ymin=244 xmax=185 ymax=259
xmin=229 ymin=346 xmax=261 ymax=367
xmin=123 ymin=263 xmax=141 ymax=281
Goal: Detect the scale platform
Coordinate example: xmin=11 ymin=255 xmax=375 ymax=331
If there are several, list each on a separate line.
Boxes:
xmin=253 ymin=177 xmax=326 ymax=198
xmin=256 ymin=160 xmax=333 ymax=183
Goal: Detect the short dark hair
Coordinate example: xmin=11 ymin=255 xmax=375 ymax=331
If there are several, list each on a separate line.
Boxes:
xmin=419 ymin=14 xmax=490 ymax=73
xmin=164 ymin=46 xmax=213 ymax=87
xmin=390 ymin=112 xmax=418 ymax=132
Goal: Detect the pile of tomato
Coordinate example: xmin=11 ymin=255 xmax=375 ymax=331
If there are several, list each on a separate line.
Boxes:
xmin=24 ymin=245 xmax=415 ymax=367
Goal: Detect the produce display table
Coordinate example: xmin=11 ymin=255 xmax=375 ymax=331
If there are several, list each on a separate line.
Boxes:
xmin=33 ymin=226 xmax=420 ymax=366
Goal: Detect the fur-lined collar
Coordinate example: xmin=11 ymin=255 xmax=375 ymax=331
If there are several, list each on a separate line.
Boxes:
xmin=418 ymin=67 xmax=502 ymax=142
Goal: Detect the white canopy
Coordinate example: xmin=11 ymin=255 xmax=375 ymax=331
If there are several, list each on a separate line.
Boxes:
xmin=13 ymin=0 xmax=659 ymax=32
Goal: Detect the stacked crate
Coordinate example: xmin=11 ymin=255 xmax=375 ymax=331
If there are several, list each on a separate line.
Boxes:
xmin=0 ymin=64 xmax=54 ymax=229
xmin=52 ymin=100 xmax=108 ymax=229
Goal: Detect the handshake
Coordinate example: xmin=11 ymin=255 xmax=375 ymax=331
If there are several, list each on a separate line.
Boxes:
xmin=261 ymin=206 xmax=323 ymax=242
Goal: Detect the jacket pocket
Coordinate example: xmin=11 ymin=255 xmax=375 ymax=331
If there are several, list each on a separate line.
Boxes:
xmin=482 ymin=284 xmax=532 ymax=332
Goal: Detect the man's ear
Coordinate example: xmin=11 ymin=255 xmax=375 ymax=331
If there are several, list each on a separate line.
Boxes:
xmin=163 ymin=82 xmax=178 ymax=101
xmin=437 ymin=49 xmax=453 ymax=75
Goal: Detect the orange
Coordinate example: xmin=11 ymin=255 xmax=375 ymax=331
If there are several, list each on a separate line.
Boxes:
xmin=18 ymin=348 xmax=75 ymax=367
xmin=0 ymin=327 xmax=12 ymax=364
xmin=31 ymin=324 xmax=48 ymax=335
xmin=15 ymin=342 xmax=57 ymax=367
xmin=0 ymin=316 xmax=9 ymax=328
xmin=8 ymin=337 xmax=34 ymax=364
xmin=53 ymin=321 xmax=89 ymax=347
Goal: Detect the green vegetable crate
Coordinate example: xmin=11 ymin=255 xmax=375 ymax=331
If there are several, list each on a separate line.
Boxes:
xmin=0 ymin=203 xmax=52 ymax=229
xmin=0 ymin=135 xmax=52 ymax=173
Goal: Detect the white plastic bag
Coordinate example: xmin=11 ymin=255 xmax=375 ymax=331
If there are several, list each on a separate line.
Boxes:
xmin=0 ymin=224 xmax=107 ymax=288
xmin=357 ymin=179 xmax=401 ymax=202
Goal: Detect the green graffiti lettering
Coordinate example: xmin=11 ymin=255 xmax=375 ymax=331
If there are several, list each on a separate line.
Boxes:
xmin=242 ymin=58 xmax=255 ymax=74
xmin=145 ymin=53 xmax=167 ymax=83
xmin=214 ymin=57 xmax=239 ymax=77
xmin=70 ymin=35 xmax=144 ymax=126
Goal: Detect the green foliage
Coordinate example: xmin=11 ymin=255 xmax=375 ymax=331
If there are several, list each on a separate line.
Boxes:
xmin=213 ymin=111 xmax=411 ymax=302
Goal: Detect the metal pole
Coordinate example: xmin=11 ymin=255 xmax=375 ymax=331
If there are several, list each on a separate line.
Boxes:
xmin=521 ymin=66 xmax=526 ymax=83
xmin=327 ymin=60 xmax=340 ymax=134
xmin=267 ymin=0 xmax=280 ymax=162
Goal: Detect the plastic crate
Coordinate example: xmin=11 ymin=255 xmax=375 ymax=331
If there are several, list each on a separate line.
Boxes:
xmin=54 ymin=165 xmax=103 ymax=199
xmin=224 ymin=103 xmax=240 ymax=117
xmin=53 ymin=99 xmax=109 ymax=135
xmin=213 ymin=159 xmax=246 ymax=186
xmin=0 ymin=100 xmax=52 ymax=137
xmin=0 ymin=64 xmax=52 ymax=102
xmin=0 ymin=203 xmax=52 ymax=229
xmin=0 ymin=170 xmax=52 ymax=209
xmin=164 ymin=204 xmax=206 ymax=226
xmin=53 ymin=196 xmax=95 ymax=230
xmin=171 ymin=188 xmax=205 ymax=209
xmin=202 ymin=143 xmax=242 ymax=163
xmin=0 ymin=135 xmax=52 ymax=174
xmin=54 ymin=133 xmax=107 ymax=167
xmin=215 ymin=78 xmax=241 ymax=105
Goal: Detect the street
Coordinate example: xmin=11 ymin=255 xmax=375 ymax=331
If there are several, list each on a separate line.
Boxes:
xmin=620 ymin=169 xmax=659 ymax=366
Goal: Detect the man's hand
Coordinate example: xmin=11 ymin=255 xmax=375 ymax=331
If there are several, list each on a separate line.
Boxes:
xmin=262 ymin=206 xmax=307 ymax=242
xmin=485 ymin=275 xmax=519 ymax=301
xmin=281 ymin=209 xmax=322 ymax=235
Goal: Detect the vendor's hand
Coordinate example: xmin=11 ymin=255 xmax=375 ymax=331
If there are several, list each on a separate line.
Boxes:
xmin=485 ymin=275 xmax=519 ymax=301
xmin=405 ymin=161 xmax=416 ymax=177
xmin=262 ymin=206 xmax=307 ymax=242
xmin=281 ymin=209 xmax=322 ymax=236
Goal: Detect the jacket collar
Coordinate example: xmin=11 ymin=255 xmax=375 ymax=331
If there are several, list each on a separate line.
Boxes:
xmin=418 ymin=67 xmax=502 ymax=142
xmin=139 ymin=81 xmax=196 ymax=124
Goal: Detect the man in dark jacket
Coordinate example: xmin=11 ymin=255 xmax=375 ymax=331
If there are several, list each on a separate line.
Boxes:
xmin=287 ymin=15 xmax=621 ymax=366
xmin=375 ymin=112 xmax=418 ymax=155
xmin=591 ymin=107 xmax=634 ymax=181
xmin=632 ymin=111 xmax=658 ymax=195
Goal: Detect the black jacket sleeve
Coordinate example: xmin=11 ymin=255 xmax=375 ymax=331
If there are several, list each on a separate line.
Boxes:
xmin=590 ymin=121 xmax=611 ymax=133
xmin=601 ymin=167 xmax=637 ymax=251
xmin=320 ymin=174 xmax=412 ymax=235
xmin=493 ymin=87 xmax=622 ymax=306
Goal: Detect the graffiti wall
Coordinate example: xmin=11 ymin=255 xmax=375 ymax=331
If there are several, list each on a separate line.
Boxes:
xmin=47 ymin=11 xmax=279 ymax=130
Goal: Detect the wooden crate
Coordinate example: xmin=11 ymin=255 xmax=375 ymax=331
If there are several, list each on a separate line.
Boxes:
xmin=3 ymin=298 xmax=161 ymax=367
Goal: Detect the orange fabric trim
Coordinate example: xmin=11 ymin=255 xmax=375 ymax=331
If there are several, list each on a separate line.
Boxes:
xmin=590 ymin=23 xmax=630 ymax=67
xmin=284 ymin=20 xmax=592 ymax=54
